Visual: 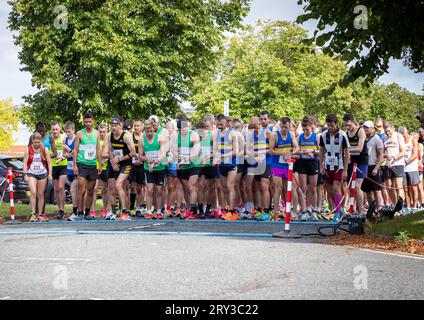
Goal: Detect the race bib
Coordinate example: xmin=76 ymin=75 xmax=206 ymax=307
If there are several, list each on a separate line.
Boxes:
xmin=325 ymin=155 xmax=339 ymax=166
xmin=145 ymin=150 xmax=159 ymax=160
xmin=180 ymin=147 xmax=191 ymax=156
xmin=31 ymin=163 xmax=42 ymax=174
xmin=57 ymin=150 xmax=63 ymax=158
xmin=112 ymin=149 xmax=124 ymax=158
xmin=201 ymin=146 xmax=212 ymax=158
xmin=279 ymin=156 xmax=288 ymax=164
xmin=67 ymin=161 xmax=74 ymax=170
xmin=82 ymin=144 xmax=96 ymax=160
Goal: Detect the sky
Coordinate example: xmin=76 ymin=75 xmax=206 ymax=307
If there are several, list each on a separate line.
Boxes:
xmin=0 ymin=0 xmax=423 ymax=107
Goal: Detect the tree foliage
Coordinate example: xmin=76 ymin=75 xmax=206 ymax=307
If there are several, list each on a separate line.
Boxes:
xmin=8 ymin=0 xmax=250 ymax=126
xmin=296 ymin=0 xmax=424 ymax=85
xmin=190 ymin=20 xmax=424 ymax=130
xmin=0 ymin=98 xmax=19 ymax=151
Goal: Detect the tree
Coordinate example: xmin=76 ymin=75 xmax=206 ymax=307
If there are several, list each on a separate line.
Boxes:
xmin=8 ymin=0 xmax=250 ymax=126
xmin=296 ymin=0 xmax=424 ymax=85
xmin=0 ymin=98 xmax=19 ymax=151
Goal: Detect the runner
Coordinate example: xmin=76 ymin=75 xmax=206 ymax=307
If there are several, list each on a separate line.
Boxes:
xmin=91 ymin=123 xmax=109 ymax=219
xmin=343 ymin=113 xmax=369 ymax=216
xmin=399 ymin=127 xmax=420 ymax=213
xmin=318 ymin=114 xmax=350 ymax=222
xmin=129 ymin=119 xmax=146 ymax=217
xmin=50 ymin=121 xmax=68 ymax=220
xmin=297 ymin=116 xmax=320 ymax=221
xmin=104 ymin=117 xmax=136 ymax=221
xmin=196 ymin=120 xmax=217 ymax=219
xmin=361 ymin=121 xmax=385 ymax=213
xmin=232 ymin=118 xmax=246 ymax=215
xmin=215 ymin=114 xmax=239 ymax=220
xmin=23 ymin=132 xmax=53 ymax=222
xmin=375 ymin=116 xmax=390 ymax=206
xmin=383 ymin=121 xmax=406 ymax=205
xmin=139 ymin=120 xmax=168 ymax=219
xmin=62 ymin=121 xmax=78 ymax=221
xmin=269 ymin=117 xmax=299 ymax=219
xmin=72 ymin=112 xmax=103 ymax=221
xmin=411 ymin=131 xmax=424 ymax=208
xmin=174 ymin=116 xmax=201 ymax=219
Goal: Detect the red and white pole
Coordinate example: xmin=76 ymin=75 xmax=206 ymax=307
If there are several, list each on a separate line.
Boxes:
xmin=273 ymin=159 xmax=301 ymax=238
xmin=7 ymin=167 xmax=15 ymax=221
xmin=349 ymin=163 xmax=357 ymax=214
xmin=284 ymin=159 xmax=294 ymax=231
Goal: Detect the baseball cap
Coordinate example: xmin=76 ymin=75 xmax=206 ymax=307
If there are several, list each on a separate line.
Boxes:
xmin=362 ymin=121 xmax=374 ymax=128
xmin=110 ymin=117 xmax=121 ymax=125
xmin=149 ymin=115 xmax=159 ymax=123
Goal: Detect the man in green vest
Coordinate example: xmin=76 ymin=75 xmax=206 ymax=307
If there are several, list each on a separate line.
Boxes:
xmin=51 ymin=121 xmax=68 ymax=220
xmin=73 ymin=112 xmax=103 ymax=220
xmin=138 ymin=120 xmax=168 ymax=219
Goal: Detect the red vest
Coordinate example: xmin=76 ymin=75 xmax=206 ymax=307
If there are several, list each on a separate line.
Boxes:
xmin=27 ymin=146 xmax=47 ymax=171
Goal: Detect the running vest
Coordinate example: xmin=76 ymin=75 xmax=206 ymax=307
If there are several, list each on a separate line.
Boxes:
xmin=252 ymin=129 xmax=272 ymax=165
xmin=143 ymin=132 xmax=166 ymax=171
xmin=178 ymin=130 xmax=200 ymax=169
xmin=217 ymin=129 xmax=237 ymax=167
xmin=42 ymin=133 xmax=51 ymax=149
xmin=52 ymin=135 xmax=68 ymax=167
xmin=27 ymin=146 xmax=48 ymax=176
xmin=384 ymin=132 xmax=405 ymax=167
xmin=272 ymin=131 xmax=293 ymax=169
xmin=65 ymin=136 xmax=76 ymax=175
xmin=77 ymin=129 xmax=98 ymax=167
xmin=200 ymin=130 xmax=213 ymax=167
xmin=404 ymin=137 xmax=419 ymax=173
xmin=97 ymin=139 xmax=108 ymax=170
xmin=132 ymin=133 xmax=143 ymax=166
xmin=298 ymin=132 xmax=319 ymax=160
xmin=348 ymin=128 xmax=368 ymax=166
xmin=320 ymin=129 xmax=349 ymax=171
xmin=110 ymin=131 xmax=131 ymax=166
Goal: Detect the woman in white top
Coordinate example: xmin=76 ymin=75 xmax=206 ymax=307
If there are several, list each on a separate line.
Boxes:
xmin=399 ymin=127 xmax=419 ymax=211
xmin=383 ymin=122 xmax=406 ymax=205
xmin=23 ymin=132 xmax=53 ymax=222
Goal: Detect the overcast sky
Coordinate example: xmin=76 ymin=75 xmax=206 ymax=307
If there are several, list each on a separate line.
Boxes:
xmin=0 ymin=0 xmax=423 ymax=106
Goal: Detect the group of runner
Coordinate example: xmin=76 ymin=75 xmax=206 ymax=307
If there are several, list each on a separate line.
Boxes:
xmin=22 ymin=110 xmax=424 ymax=223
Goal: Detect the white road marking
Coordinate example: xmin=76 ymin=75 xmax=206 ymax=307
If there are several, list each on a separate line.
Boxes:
xmin=346 ymin=246 xmax=424 ymax=260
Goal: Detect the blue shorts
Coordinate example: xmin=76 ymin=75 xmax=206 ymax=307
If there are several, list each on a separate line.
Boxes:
xmin=348 ymin=163 xmax=368 ymax=180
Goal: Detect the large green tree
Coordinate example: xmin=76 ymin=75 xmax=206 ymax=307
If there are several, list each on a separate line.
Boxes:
xmin=296 ymin=0 xmax=424 ymax=85
xmin=8 ymin=0 xmax=250 ymax=125
xmin=190 ymin=20 xmax=424 ymax=129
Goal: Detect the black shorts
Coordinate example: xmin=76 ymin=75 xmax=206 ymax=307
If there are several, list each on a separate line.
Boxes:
xmin=389 ymin=165 xmax=404 ymax=179
xmin=361 ymin=166 xmax=382 ymax=193
xmin=200 ymin=166 xmax=218 ymax=180
xmin=129 ymin=165 xmax=146 ymax=185
xmin=254 ymin=164 xmax=273 ymax=181
xmin=52 ymin=166 xmax=67 ymax=180
xmin=77 ymin=163 xmax=98 ymax=181
xmin=295 ymin=159 xmax=319 ymax=176
xmin=28 ymin=173 xmax=47 ymax=181
xmin=99 ymin=170 xmax=108 ymax=182
xmin=219 ymin=165 xmax=237 ymax=177
xmin=146 ymin=170 xmax=166 ymax=186
xmin=177 ymin=167 xmax=201 ymax=180
xmin=108 ymin=163 xmax=132 ymax=180
xmin=67 ymin=174 xmax=77 ymax=183
xmin=381 ymin=166 xmax=390 ymax=182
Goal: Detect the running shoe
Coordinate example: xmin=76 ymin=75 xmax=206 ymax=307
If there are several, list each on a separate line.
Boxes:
xmin=83 ymin=214 xmax=95 ymax=221
xmin=271 ymin=212 xmax=282 ymax=221
xmin=101 ymin=208 xmax=108 ymax=219
xmin=129 ymin=210 xmax=136 ymax=217
xmin=117 ymin=213 xmax=131 ymax=221
xmin=221 ymin=212 xmax=233 ymax=221
xmin=145 ymin=213 xmax=154 ymax=219
xmin=104 ymin=211 xmax=114 ymax=220
xmin=333 ymin=212 xmax=341 ymax=223
xmin=290 ymin=212 xmax=299 ymax=221
xmin=173 ymin=208 xmax=182 ymax=218
xmin=181 ymin=210 xmax=194 ymax=220
xmin=135 ymin=209 xmax=144 ymax=218
xmin=38 ymin=213 xmax=49 ymax=222
xmin=255 ymin=212 xmax=271 ymax=221
xmin=211 ymin=210 xmax=221 ymax=219
xmin=56 ymin=210 xmax=65 ymax=220
xmin=29 ymin=213 xmax=38 ymax=222
xmin=67 ymin=213 xmax=78 ymax=221
xmin=156 ymin=212 xmax=164 ymax=220
xmin=311 ymin=212 xmax=319 ymax=221
xmin=231 ymin=212 xmax=240 ymax=220
xmin=204 ymin=210 xmax=214 ymax=219
xmin=300 ymin=212 xmax=309 ymax=221
xmin=89 ymin=210 xmax=96 ymax=218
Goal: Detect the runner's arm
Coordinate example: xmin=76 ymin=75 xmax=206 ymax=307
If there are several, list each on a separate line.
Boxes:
xmin=121 ymin=132 xmax=136 ymax=161
xmin=190 ymin=131 xmax=201 ymax=161
xmin=349 ymin=128 xmax=366 ymax=154
xmin=22 ymin=147 xmax=29 ymax=176
xmin=45 ymin=149 xmax=53 ymax=180
xmin=394 ymin=134 xmax=406 ymax=161
xmin=407 ymin=137 xmax=419 ymax=164
xmin=50 ymin=135 xmax=57 ymax=159
xmin=73 ymin=131 xmax=82 ymax=168
xmin=96 ymin=131 xmax=102 ymax=170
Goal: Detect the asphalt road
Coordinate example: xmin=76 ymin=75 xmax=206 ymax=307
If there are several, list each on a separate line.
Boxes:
xmin=0 ymin=220 xmax=423 ymax=300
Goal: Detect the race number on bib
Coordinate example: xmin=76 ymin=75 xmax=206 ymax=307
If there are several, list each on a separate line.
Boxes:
xmin=201 ymin=146 xmax=211 ymax=158
xmin=112 ymin=149 xmax=124 ymax=158
xmin=180 ymin=147 xmax=191 ymax=157
xmin=325 ymin=155 xmax=339 ymax=167
xmin=67 ymin=161 xmax=74 ymax=170
xmin=145 ymin=150 xmax=159 ymax=160
xmin=279 ymin=156 xmax=288 ymax=164
xmin=83 ymin=145 xmax=97 ymax=160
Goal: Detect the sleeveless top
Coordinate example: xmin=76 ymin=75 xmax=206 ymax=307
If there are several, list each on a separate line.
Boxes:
xmin=144 ymin=132 xmax=166 ymax=171
xmin=217 ymin=129 xmax=237 ymax=167
xmin=348 ymin=128 xmax=368 ymax=166
xmin=384 ymin=132 xmax=405 ymax=167
xmin=65 ymin=136 xmax=76 ymax=175
xmin=298 ymin=132 xmax=319 ymax=160
xmin=110 ymin=132 xmax=131 ymax=166
xmin=272 ymin=131 xmax=293 ymax=169
xmin=404 ymin=137 xmax=419 ymax=173
xmin=77 ymin=129 xmax=98 ymax=167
